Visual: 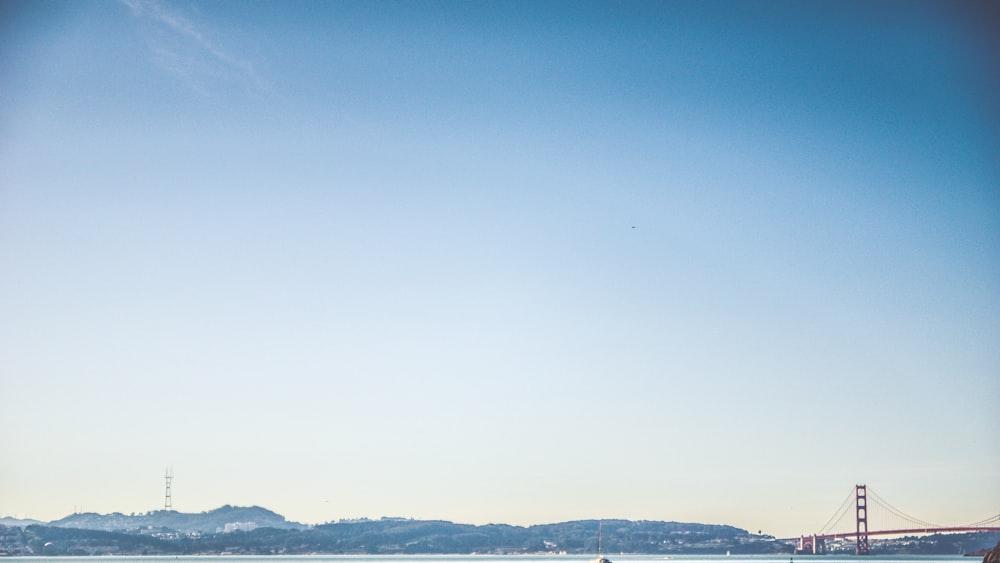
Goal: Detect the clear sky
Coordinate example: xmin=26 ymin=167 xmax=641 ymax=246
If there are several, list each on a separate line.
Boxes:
xmin=1 ymin=0 xmax=998 ymax=540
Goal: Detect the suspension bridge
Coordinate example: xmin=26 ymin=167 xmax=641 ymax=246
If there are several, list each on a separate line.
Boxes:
xmin=781 ymin=484 xmax=1000 ymax=555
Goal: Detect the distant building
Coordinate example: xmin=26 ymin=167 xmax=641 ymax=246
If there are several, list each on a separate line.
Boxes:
xmin=222 ymin=521 xmax=258 ymax=533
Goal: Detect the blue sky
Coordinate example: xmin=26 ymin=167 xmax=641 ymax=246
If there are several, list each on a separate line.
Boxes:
xmin=1 ymin=0 xmax=998 ymax=538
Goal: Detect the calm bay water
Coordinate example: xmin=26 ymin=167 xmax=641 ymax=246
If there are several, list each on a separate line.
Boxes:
xmin=1 ymin=555 xmax=976 ymax=563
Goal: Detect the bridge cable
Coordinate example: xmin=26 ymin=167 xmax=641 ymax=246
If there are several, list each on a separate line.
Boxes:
xmin=961 ymin=513 xmax=1000 ymax=528
xmin=818 ymin=487 xmax=857 ymax=535
xmin=867 ymin=488 xmax=942 ymax=529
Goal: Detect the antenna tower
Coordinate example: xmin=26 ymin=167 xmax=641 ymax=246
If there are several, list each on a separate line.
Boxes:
xmin=164 ymin=468 xmax=173 ymax=511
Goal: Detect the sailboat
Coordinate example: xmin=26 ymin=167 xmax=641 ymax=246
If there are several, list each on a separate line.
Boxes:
xmin=594 ymin=521 xmax=612 ymax=563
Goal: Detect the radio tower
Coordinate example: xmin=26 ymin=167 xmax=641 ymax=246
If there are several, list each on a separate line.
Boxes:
xmin=164 ymin=468 xmax=173 ymax=512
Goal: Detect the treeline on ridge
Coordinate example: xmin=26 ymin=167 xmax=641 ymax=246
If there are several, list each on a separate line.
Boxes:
xmin=1 ymin=518 xmax=776 ymax=556
xmin=4 ymin=518 xmax=997 ymax=557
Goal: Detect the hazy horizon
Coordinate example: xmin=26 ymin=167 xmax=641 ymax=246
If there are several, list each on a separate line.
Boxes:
xmin=2 ymin=0 xmax=998 ymax=540
xmin=5 ymin=479 xmax=998 ymax=532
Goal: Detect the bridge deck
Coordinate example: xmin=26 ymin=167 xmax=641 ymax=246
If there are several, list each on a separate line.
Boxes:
xmin=779 ymin=526 xmax=1000 ymax=542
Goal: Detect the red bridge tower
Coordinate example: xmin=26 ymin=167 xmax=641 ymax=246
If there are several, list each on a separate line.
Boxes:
xmin=856 ymin=484 xmax=869 ymax=555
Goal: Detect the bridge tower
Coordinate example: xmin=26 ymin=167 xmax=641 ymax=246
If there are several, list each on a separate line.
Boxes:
xmin=856 ymin=484 xmax=869 ymax=555
xmin=164 ymin=468 xmax=173 ymax=511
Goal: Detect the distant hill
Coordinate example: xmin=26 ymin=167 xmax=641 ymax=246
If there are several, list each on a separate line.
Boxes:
xmin=47 ymin=505 xmax=306 ymax=533
xmin=2 ymin=513 xmax=996 ymax=556
xmin=0 ymin=517 xmax=44 ymax=528
xmin=2 ymin=516 xmax=783 ymax=556
xmin=305 ymin=517 xmax=776 ymax=554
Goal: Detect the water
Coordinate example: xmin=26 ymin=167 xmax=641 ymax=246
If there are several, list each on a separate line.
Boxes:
xmin=0 ymin=555 xmax=976 ymax=563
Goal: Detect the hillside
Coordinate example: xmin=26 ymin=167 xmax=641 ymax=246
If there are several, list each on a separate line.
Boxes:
xmin=47 ymin=505 xmax=305 ymax=533
xmin=0 ymin=517 xmax=44 ymax=528
xmin=2 ymin=510 xmax=995 ymax=557
xmin=1 ymin=516 xmax=780 ymax=556
xmin=308 ymin=518 xmax=771 ymax=554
